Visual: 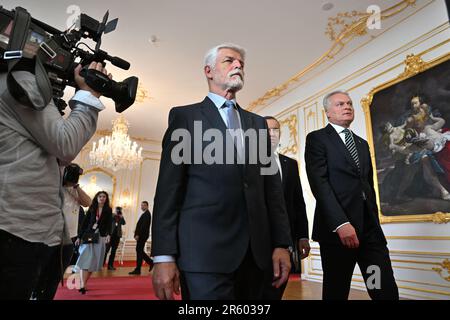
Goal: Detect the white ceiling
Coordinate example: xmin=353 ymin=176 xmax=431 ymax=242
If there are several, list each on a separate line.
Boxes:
xmin=2 ymin=0 xmax=404 ymax=142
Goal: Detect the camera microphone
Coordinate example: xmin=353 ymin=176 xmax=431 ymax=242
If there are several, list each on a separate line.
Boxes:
xmin=110 ymin=56 xmax=130 ymax=70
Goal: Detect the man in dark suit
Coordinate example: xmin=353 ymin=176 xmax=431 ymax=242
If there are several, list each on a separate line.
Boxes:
xmin=305 ymin=90 xmax=398 ymax=300
xmin=262 ymin=116 xmax=310 ymax=300
xmin=129 ymin=201 xmax=153 ymax=275
xmin=151 ymin=43 xmax=292 ymax=300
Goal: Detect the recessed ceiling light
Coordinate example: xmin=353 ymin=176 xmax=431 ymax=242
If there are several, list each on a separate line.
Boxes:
xmin=322 ymin=2 xmax=334 ymax=11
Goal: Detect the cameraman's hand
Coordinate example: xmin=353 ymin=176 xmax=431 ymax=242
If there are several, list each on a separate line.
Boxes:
xmin=75 ymin=238 xmax=80 ymax=246
xmin=74 ymin=62 xmax=112 ymax=98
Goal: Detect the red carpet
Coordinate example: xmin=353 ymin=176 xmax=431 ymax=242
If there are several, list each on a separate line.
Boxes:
xmin=54 ymin=275 xmax=181 ymax=300
xmin=55 ymin=273 xmax=301 ymax=300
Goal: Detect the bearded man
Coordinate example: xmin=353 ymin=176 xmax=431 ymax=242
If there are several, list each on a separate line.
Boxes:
xmin=151 ymin=43 xmax=292 ymax=300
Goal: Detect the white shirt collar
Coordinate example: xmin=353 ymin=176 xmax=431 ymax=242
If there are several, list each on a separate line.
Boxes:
xmin=329 ymin=122 xmax=351 ymax=134
xmin=207 ymin=92 xmax=237 ymax=110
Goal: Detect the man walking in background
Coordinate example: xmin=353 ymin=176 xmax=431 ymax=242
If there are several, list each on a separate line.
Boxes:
xmin=129 ymin=201 xmax=153 ymax=275
xmin=262 ymin=116 xmax=310 ymax=300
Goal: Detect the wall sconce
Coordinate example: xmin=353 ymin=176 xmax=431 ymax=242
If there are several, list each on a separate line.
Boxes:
xmin=120 ymin=188 xmax=131 ymax=208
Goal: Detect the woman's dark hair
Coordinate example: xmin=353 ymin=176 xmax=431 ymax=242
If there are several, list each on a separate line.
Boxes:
xmin=88 ymin=191 xmax=111 ymax=214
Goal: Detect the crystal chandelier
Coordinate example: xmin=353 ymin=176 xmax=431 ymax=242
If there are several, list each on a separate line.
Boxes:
xmin=90 ymin=115 xmax=143 ymax=171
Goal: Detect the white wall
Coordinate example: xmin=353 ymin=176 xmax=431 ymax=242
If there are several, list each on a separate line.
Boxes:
xmin=258 ymin=0 xmax=450 ymax=299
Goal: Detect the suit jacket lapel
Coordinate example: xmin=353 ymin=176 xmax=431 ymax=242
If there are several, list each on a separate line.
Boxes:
xmin=325 ymin=124 xmax=359 ymax=172
xmin=200 ymin=97 xmax=227 ymax=136
xmin=354 ymin=134 xmax=367 ymax=175
xmin=236 ymin=104 xmax=252 ymax=166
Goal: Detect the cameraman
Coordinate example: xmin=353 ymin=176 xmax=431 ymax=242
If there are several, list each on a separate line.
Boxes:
xmin=31 ymin=163 xmax=91 ymax=300
xmin=104 ymin=206 xmax=126 ymax=270
xmin=0 ymin=61 xmax=111 ymax=300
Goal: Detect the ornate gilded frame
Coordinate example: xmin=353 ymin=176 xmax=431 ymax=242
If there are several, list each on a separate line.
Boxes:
xmin=80 ymin=167 xmax=117 ymax=207
xmin=361 ymin=52 xmax=450 ymax=224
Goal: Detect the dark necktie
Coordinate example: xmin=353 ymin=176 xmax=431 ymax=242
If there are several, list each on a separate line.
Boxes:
xmin=342 ymin=128 xmax=360 ymax=169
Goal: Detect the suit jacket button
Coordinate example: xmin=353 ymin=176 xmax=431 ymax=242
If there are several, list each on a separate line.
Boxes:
xmin=244 ymin=182 xmax=249 ymax=189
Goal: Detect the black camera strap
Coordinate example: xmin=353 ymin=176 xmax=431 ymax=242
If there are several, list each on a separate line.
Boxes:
xmin=4 ymin=7 xmax=52 ymax=110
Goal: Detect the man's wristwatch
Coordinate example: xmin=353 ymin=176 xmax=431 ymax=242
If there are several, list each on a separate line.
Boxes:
xmin=280 ymin=246 xmax=294 ymax=254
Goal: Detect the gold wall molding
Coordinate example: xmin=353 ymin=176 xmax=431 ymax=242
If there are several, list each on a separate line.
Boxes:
xmin=325 ymin=10 xmax=368 ymax=41
xmin=248 ymin=0 xmax=419 ymax=111
xmin=432 ymin=259 xmax=450 ymax=282
xmin=133 ymin=157 xmax=160 ymax=211
xmin=307 ymin=257 xmax=450 ymax=296
xmin=278 ymin=114 xmax=298 ymax=156
xmin=383 ymin=249 xmax=450 ymax=257
xmin=303 ymin=103 xmax=319 ymax=137
xmin=134 ymin=161 xmax=144 ymax=223
xmin=361 ymin=52 xmax=450 ymax=224
xmin=310 ymin=243 xmax=450 ymax=257
xmin=326 ymin=0 xmax=417 ymax=42
xmin=307 ymin=265 xmax=450 ymax=296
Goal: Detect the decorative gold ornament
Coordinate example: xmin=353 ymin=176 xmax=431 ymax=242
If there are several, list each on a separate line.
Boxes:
xmin=325 ymin=10 xmax=369 ymax=41
xmin=431 ymin=212 xmax=450 ymax=224
xmin=399 ymin=54 xmax=427 ymax=77
xmin=278 ymin=114 xmax=298 ymax=156
xmin=135 ymin=83 xmax=150 ymax=104
xmin=432 ymin=259 xmax=450 ymax=282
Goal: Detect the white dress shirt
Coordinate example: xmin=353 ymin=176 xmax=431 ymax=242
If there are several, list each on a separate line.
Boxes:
xmin=328 ymin=122 xmax=352 ymax=233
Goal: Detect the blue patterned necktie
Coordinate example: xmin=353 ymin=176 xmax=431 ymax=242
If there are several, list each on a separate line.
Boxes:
xmin=342 ymin=128 xmax=360 ymax=170
xmin=222 ymin=100 xmax=244 ymax=159
xmin=222 ymin=100 xmax=240 ymax=130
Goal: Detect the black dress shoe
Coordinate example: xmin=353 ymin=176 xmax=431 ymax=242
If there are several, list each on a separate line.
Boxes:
xmin=107 ymin=266 xmax=116 ymax=270
xmin=128 ymin=269 xmax=141 ymax=275
xmin=79 ymin=288 xmax=87 ymax=295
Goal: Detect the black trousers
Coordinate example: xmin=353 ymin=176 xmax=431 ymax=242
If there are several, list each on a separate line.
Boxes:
xmin=319 ymin=205 xmax=399 ymax=300
xmin=31 ymin=243 xmax=74 ymax=300
xmin=104 ymin=235 xmax=121 ymax=267
xmin=180 ymin=247 xmax=265 ymax=300
xmin=0 ymin=230 xmax=52 ymax=300
xmin=135 ymin=238 xmax=153 ymax=270
xmin=261 ymin=255 xmax=294 ymax=300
